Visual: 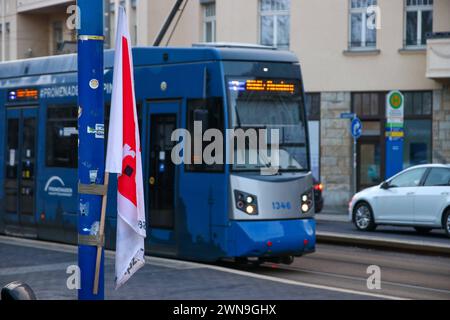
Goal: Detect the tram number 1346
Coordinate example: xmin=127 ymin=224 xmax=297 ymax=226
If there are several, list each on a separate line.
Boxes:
xmin=272 ymin=201 xmax=292 ymax=210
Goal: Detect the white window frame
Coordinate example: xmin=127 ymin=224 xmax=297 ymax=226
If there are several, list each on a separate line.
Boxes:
xmin=404 ymin=0 xmax=433 ymax=48
xmin=259 ymin=0 xmax=290 ymax=49
xmin=348 ymin=0 xmax=377 ymax=50
xmin=203 ymin=2 xmax=216 ymax=43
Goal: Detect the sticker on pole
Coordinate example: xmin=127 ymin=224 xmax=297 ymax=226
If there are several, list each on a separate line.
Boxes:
xmin=351 ymin=117 xmax=362 ymax=139
xmin=89 ymin=79 xmax=99 ymax=90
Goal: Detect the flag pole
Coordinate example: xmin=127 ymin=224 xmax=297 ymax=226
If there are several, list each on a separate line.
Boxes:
xmin=93 ymin=172 xmax=109 ymax=295
xmin=77 ymin=0 xmax=105 ymax=300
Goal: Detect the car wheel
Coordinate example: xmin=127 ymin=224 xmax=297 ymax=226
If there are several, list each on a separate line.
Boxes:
xmin=414 ymin=227 xmax=432 ymax=234
xmin=444 ymin=210 xmax=450 ymax=238
xmin=353 ymin=202 xmax=377 ymax=231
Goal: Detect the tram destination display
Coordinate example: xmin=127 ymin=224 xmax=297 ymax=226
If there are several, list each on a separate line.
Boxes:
xmin=7 ymin=88 xmax=39 ymax=102
xmin=228 ymin=79 xmax=298 ymax=94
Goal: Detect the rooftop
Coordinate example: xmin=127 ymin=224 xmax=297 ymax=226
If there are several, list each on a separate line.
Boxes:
xmin=0 ymin=46 xmax=299 ymax=79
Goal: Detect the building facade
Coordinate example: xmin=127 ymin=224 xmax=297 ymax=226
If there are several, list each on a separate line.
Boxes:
xmin=0 ymin=0 xmax=80 ymax=61
xmin=0 ymin=0 xmax=139 ymax=59
xmin=1 ymin=0 xmax=449 ymax=207
xmin=131 ymin=0 xmax=450 ymax=207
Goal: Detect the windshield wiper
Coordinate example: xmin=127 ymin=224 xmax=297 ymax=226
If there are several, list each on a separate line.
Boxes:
xmin=234 ymin=105 xmax=242 ymax=127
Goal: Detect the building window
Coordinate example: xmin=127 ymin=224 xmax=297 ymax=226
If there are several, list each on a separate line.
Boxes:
xmin=203 ymin=2 xmax=216 ymax=43
xmin=305 ymin=93 xmax=321 ymax=121
xmin=349 ymin=0 xmax=377 ymax=49
xmin=403 ymin=91 xmax=432 ymax=168
xmin=52 ymin=21 xmax=63 ymax=54
xmin=46 ymin=106 xmax=78 ymax=168
xmin=404 ymin=91 xmax=432 ymax=116
xmin=404 ymin=120 xmax=432 ymax=167
xmin=405 ymin=0 xmax=433 ymax=48
xmin=352 ymin=92 xmax=385 ymax=119
xmin=260 ymin=0 xmax=290 ymax=49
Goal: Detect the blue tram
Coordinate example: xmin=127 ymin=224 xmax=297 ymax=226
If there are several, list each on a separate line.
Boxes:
xmin=0 ymin=44 xmax=315 ymax=264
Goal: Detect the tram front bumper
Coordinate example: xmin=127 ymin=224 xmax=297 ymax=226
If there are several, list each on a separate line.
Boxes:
xmin=227 ymin=218 xmax=316 ymax=258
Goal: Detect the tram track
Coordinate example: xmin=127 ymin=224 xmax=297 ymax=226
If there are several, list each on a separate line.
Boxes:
xmin=217 ymin=243 xmax=450 ymax=300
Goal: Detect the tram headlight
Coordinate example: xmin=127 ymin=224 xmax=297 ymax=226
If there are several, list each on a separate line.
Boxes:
xmin=301 ymin=190 xmax=313 ymax=214
xmin=246 ymin=205 xmax=256 ymax=215
xmin=234 ymin=190 xmax=258 ymax=215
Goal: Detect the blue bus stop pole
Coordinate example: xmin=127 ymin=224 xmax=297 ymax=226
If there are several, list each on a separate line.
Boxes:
xmin=77 ymin=0 xmax=105 ymax=300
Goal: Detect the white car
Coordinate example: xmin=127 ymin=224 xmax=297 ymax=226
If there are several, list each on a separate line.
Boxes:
xmin=349 ymin=164 xmax=450 ymax=238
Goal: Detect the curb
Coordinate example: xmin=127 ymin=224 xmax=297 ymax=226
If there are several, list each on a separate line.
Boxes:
xmin=316 ymin=231 xmax=450 ymax=257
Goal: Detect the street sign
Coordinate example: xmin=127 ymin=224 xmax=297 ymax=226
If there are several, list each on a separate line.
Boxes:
xmin=385 ymin=91 xmax=404 ymax=180
xmin=351 ymin=117 xmax=362 ymax=139
xmin=386 ymin=90 xmax=404 ymax=129
xmin=340 ymin=112 xmax=356 ymax=119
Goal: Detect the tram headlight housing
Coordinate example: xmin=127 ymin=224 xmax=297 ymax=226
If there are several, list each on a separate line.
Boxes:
xmin=301 ymin=190 xmax=313 ymax=214
xmin=234 ymin=190 xmax=258 ymax=215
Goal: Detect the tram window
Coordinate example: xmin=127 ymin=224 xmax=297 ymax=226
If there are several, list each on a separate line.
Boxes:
xmin=46 ymin=106 xmax=78 ymax=168
xmin=186 ymin=98 xmax=224 ymax=172
xmin=6 ymin=119 xmax=19 ymax=179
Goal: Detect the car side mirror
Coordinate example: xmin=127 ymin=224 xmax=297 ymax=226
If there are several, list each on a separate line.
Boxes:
xmin=1 ymin=281 xmax=37 ymax=300
xmin=380 ymin=181 xmax=390 ymax=190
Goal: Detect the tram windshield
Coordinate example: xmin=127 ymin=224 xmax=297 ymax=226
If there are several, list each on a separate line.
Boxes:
xmin=227 ymin=78 xmax=309 ymax=173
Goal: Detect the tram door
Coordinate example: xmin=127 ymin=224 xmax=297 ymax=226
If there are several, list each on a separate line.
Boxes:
xmin=146 ymin=101 xmax=180 ymax=231
xmin=3 ymin=107 xmax=38 ymax=232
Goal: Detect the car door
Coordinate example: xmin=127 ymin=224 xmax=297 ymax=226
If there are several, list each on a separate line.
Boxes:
xmin=414 ymin=168 xmax=450 ymax=226
xmin=376 ymin=168 xmax=427 ymax=224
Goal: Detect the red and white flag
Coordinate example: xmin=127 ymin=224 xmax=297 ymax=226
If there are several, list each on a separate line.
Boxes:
xmin=106 ymin=6 xmax=146 ymax=289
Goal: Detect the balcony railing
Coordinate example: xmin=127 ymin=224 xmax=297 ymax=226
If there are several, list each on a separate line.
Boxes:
xmin=17 ymin=0 xmax=74 ymax=13
xmin=426 ymin=32 xmax=450 ymax=81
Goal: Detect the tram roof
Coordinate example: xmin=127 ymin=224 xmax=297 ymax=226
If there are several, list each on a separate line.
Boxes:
xmin=0 ymin=46 xmax=299 ymax=80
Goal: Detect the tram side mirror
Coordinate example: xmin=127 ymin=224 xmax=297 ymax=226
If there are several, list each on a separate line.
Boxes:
xmin=380 ymin=181 xmax=390 ymax=190
xmin=1 ymin=281 xmax=37 ymax=300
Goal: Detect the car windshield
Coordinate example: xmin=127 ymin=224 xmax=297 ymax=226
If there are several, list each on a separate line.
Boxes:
xmin=227 ymin=78 xmax=309 ymax=172
xmin=389 ymin=168 xmax=427 ymax=188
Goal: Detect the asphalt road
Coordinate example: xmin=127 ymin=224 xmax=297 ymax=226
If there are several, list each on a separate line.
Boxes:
xmin=225 ymin=243 xmax=450 ymax=300
xmin=316 ymin=218 xmax=450 ymax=247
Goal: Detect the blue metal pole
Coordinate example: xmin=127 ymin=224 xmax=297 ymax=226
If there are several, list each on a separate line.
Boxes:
xmin=77 ymin=0 xmax=105 ymax=300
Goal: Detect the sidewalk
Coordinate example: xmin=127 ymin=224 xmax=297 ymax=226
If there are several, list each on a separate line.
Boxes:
xmin=315 ymin=206 xmax=349 ymax=222
xmin=0 ymin=236 xmax=381 ymax=300
xmin=315 ymin=206 xmax=450 ymax=256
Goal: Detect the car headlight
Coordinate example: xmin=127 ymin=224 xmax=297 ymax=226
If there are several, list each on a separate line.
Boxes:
xmin=301 ymin=190 xmax=313 ymax=214
xmin=235 ymin=190 xmax=258 ymax=215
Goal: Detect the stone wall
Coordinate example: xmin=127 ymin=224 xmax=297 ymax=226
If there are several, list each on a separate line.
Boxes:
xmin=320 ymin=92 xmax=352 ymax=207
xmin=433 ymin=87 xmax=450 ymax=164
